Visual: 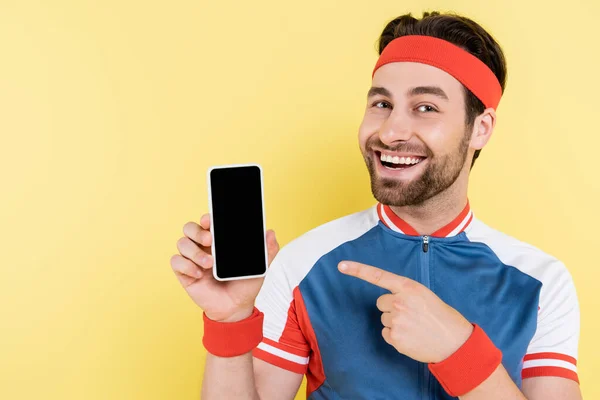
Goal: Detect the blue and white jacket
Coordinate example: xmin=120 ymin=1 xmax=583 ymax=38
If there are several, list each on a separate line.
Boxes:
xmin=253 ymin=202 xmax=580 ymax=399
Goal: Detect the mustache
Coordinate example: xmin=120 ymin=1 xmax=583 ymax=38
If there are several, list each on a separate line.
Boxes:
xmin=365 ymin=137 xmax=432 ymax=157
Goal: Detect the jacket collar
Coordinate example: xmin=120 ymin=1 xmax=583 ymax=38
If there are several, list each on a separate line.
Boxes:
xmin=377 ymin=200 xmax=473 ymax=238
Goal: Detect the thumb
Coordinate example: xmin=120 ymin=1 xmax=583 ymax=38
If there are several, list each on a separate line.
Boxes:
xmin=266 ymin=229 xmax=280 ymax=266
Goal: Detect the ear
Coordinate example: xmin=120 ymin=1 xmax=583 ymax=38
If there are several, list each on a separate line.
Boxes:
xmin=470 ymin=108 xmax=496 ymax=150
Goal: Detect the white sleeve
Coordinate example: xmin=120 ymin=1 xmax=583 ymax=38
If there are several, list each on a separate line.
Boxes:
xmin=522 ymin=261 xmax=580 ymax=383
xmin=252 ymin=253 xmax=310 ymax=374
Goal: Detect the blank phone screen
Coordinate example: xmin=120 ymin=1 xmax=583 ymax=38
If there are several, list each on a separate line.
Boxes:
xmin=210 ymin=166 xmax=267 ymax=279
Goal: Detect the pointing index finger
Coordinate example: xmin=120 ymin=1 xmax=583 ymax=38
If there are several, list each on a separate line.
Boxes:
xmin=338 ymin=261 xmax=405 ymax=293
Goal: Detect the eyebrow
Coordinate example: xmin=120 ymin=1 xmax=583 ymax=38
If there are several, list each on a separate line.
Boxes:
xmin=367 ymin=86 xmax=393 ymax=98
xmin=367 ymin=85 xmax=449 ymax=101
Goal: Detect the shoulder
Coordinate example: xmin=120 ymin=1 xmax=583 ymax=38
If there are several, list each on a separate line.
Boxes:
xmin=465 ymin=217 xmax=573 ymax=287
xmin=269 ymin=204 xmax=380 ymax=284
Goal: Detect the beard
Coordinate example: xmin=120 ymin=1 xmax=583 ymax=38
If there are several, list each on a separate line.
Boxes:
xmin=363 ymin=130 xmax=471 ymax=207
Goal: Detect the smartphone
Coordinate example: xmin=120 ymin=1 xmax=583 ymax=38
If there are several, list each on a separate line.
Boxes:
xmin=207 ymin=164 xmax=268 ymax=281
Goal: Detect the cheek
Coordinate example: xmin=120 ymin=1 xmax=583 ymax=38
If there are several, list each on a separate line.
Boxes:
xmin=416 ymin=117 xmax=445 ymax=136
xmin=429 ymin=135 xmax=466 ymax=160
xmin=358 ymin=114 xmax=382 ymax=149
xmin=419 ymin=120 xmax=465 ymax=155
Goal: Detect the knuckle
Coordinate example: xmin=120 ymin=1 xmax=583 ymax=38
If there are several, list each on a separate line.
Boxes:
xmin=193 ymin=249 xmax=206 ymax=264
xmin=404 ymin=296 xmax=419 ymax=308
xmin=391 ymin=315 xmax=403 ymax=326
xmin=186 ymin=262 xmax=199 ymax=276
xmin=182 ymin=221 xmax=194 ymax=234
xmin=173 ymin=255 xmax=197 ymax=275
xmin=402 ymin=279 xmax=419 ymax=292
xmin=200 ymin=230 xmax=212 ymax=246
xmin=382 ymin=327 xmax=390 ymax=341
xmin=176 ymin=236 xmax=189 ymax=250
xmin=171 ymin=255 xmax=185 ymax=272
xmin=185 ymin=222 xmax=205 ymax=243
xmin=371 ymin=269 xmax=383 ymax=285
xmin=395 ymin=301 xmax=409 ymax=313
xmin=378 ymin=293 xmax=393 ymax=311
xmin=391 ymin=328 xmax=402 ymax=341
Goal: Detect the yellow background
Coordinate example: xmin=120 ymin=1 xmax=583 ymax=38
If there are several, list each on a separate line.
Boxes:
xmin=1 ymin=0 xmax=598 ymax=398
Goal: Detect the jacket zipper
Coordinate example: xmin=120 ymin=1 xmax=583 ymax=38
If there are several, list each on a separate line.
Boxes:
xmin=421 ymin=235 xmax=432 ymax=400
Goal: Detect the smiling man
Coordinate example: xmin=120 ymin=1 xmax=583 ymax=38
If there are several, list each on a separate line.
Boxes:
xmin=171 ymin=11 xmax=582 ymax=400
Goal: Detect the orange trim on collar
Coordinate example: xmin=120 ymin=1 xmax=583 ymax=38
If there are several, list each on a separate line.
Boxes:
xmin=378 ymin=201 xmax=473 ymax=238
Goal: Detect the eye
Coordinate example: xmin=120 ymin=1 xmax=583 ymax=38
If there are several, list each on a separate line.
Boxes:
xmin=417 ymin=104 xmax=437 ymax=112
xmin=372 ymin=101 xmax=392 ymax=109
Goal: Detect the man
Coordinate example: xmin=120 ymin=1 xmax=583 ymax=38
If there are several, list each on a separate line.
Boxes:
xmin=170 ymin=11 xmax=582 ymax=400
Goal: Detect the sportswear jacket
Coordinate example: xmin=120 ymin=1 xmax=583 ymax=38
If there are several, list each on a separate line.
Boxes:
xmin=253 ymin=202 xmax=580 ymax=399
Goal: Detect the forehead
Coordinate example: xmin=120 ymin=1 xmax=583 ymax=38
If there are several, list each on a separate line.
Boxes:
xmin=372 ymin=62 xmax=464 ymax=101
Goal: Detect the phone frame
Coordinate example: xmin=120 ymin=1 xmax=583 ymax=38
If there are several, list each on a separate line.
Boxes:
xmin=207 ymin=163 xmax=269 ymax=282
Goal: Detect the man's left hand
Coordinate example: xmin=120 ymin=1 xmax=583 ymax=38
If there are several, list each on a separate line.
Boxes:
xmin=338 ymin=260 xmax=474 ymax=364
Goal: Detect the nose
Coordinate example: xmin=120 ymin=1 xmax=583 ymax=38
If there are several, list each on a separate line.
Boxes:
xmin=378 ymin=109 xmax=414 ymax=146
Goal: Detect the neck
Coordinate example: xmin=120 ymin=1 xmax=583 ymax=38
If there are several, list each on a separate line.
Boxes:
xmin=388 ymin=172 xmax=469 ymax=236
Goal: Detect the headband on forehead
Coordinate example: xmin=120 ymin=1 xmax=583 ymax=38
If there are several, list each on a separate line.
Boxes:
xmin=372 ymin=35 xmax=502 ymax=110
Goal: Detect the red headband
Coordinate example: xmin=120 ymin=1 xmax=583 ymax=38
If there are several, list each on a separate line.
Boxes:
xmin=372 ymin=35 xmax=502 ymax=110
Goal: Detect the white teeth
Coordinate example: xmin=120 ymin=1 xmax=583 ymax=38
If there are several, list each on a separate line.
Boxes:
xmin=380 ymin=153 xmax=424 ymax=165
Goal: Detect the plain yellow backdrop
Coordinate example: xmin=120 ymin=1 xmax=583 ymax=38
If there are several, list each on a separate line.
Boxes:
xmin=1 ymin=0 xmax=598 ymax=398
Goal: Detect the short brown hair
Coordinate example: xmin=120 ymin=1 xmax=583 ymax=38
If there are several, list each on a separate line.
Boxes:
xmin=377 ymin=11 xmax=508 ymax=169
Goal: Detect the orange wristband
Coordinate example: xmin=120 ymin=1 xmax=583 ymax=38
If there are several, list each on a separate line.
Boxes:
xmin=202 ymin=307 xmax=264 ymax=357
xmin=428 ymin=324 xmax=502 ymax=397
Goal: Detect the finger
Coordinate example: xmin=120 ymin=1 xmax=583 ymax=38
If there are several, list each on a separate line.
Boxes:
xmin=170 ymin=254 xmax=203 ymax=279
xmin=183 ymin=221 xmax=212 ymax=248
xmin=382 ymin=327 xmax=393 ymax=345
xmin=199 ymin=213 xmax=211 ymax=230
xmin=376 ymin=293 xmax=395 ymax=312
xmin=381 ymin=312 xmax=393 ymax=327
xmin=176 ymin=237 xmax=213 ymax=269
xmin=174 ymin=270 xmax=199 ymax=288
xmin=338 ymin=261 xmax=407 ymax=293
xmin=266 ymin=229 xmax=280 ymax=266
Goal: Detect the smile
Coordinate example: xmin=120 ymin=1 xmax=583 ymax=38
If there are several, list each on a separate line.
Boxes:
xmin=374 ymin=151 xmax=427 ymax=171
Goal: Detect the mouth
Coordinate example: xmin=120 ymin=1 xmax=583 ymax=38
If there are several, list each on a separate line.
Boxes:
xmin=373 ymin=150 xmax=427 ymax=173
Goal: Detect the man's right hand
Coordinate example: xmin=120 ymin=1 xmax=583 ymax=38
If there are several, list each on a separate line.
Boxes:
xmin=170 ymin=213 xmax=280 ymax=322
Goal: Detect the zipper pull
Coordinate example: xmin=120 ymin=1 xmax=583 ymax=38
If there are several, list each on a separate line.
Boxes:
xmin=422 ymin=235 xmax=429 ymax=252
